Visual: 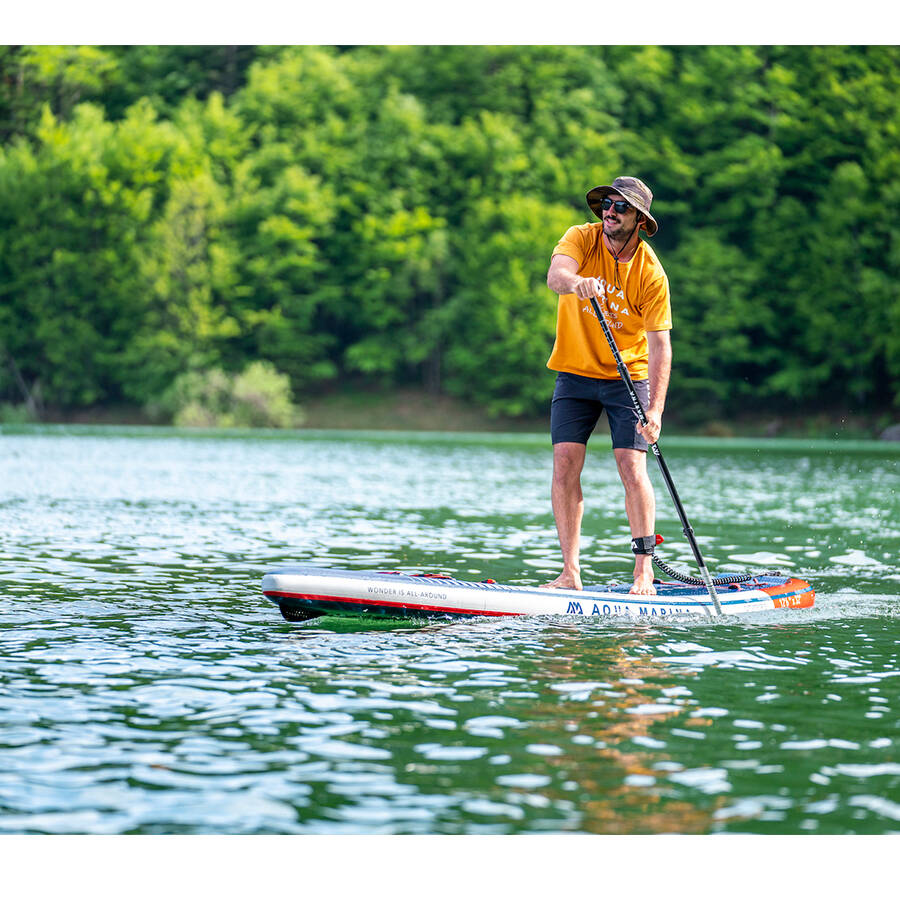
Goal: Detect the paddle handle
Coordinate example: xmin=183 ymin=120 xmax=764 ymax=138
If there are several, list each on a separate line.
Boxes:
xmin=587 ymin=295 xmax=723 ymax=615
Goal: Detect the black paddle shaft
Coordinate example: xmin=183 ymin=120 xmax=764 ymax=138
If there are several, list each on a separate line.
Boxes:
xmin=587 ymin=295 xmax=722 ymax=613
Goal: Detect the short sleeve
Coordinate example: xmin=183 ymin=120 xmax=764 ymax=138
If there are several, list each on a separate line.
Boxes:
xmin=640 ymin=275 xmax=672 ymax=331
xmin=552 ymin=225 xmax=586 ymax=267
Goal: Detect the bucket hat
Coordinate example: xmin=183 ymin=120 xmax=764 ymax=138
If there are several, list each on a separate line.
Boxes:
xmin=586 ymin=176 xmax=658 ymax=236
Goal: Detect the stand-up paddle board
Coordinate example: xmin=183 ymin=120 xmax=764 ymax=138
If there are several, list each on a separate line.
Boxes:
xmin=262 ymin=565 xmax=815 ymax=622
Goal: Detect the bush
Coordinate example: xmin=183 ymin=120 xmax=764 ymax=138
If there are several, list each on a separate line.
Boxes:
xmin=151 ymin=362 xmax=303 ymax=428
xmin=0 ymin=403 xmax=37 ymax=424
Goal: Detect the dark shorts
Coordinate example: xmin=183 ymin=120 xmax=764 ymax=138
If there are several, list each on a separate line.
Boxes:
xmin=550 ymin=371 xmax=649 ymax=450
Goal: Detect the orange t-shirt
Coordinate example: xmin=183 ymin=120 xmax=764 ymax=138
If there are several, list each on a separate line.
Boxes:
xmin=546 ymin=222 xmax=671 ymax=381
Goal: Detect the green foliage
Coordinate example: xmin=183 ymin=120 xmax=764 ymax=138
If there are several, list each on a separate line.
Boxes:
xmin=125 ymin=170 xmax=241 ymax=402
xmin=0 ymin=100 xmax=209 ymax=407
xmin=103 ymin=46 xmax=262 ymax=116
xmin=443 ymin=195 xmax=574 ymax=416
xmin=664 ymin=229 xmax=768 ymax=418
xmin=1 ymin=45 xmax=898 ymax=422
xmin=0 ymin=46 xmax=120 ymax=139
xmin=152 ymin=362 xmax=303 ymax=428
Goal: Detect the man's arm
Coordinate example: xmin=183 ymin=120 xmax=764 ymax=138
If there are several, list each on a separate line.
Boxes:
xmin=637 ymin=329 xmax=672 ymax=445
xmin=547 ymin=254 xmax=603 ymax=299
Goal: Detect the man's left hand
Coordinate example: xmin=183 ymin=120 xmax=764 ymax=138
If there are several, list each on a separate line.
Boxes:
xmin=637 ymin=410 xmax=662 ymax=445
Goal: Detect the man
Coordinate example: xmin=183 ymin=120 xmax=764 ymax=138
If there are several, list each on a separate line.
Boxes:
xmin=543 ymin=176 xmax=671 ymax=595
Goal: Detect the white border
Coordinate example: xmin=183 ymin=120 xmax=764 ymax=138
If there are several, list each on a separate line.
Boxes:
xmin=5 ymin=1 xmax=899 ymax=45
xmin=2 ymin=834 xmax=894 ymax=898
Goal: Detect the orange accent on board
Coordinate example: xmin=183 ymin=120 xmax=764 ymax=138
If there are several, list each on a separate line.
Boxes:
xmin=760 ymin=577 xmax=815 ymax=609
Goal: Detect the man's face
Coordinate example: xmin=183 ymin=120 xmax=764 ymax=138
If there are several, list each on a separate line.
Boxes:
xmin=602 ymin=192 xmax=641 ymax=241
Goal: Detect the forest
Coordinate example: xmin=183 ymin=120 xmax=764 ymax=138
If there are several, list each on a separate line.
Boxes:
xmin=1 ymin=45 xmax=898 ymax=427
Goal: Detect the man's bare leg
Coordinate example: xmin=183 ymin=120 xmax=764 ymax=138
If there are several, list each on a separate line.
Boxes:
xmin=614 ymin=448 xmax=657 ymax=595
xmin=542 ymin=441 xmax=586 ymax=590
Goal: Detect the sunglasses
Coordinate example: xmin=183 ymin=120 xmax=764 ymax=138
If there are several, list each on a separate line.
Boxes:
xmin=600 ymin=198 xmax=632 ymax=214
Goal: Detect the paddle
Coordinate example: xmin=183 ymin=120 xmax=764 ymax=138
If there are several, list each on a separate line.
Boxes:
xmin=587 ymin=294 xmax=724 ymax=616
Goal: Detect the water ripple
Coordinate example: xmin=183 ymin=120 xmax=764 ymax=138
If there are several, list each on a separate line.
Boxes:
xmin=1 ymin=429 xmax=898 ymax=834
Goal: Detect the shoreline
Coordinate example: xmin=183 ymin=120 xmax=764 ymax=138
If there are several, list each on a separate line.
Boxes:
xmin=4 ymin=387 xmax=898 ymax=441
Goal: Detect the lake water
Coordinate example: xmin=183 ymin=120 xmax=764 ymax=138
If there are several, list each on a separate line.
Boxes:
xmin=1 ymin=426 xmax=898 ymax=834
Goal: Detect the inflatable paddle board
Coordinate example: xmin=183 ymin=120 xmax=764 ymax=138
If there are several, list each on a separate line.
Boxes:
xmin=262 ymin=565 xmax=815 ymax=622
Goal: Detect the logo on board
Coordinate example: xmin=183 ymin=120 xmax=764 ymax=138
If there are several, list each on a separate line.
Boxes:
xmin=566 ymin=599 xmax=691 ymax=617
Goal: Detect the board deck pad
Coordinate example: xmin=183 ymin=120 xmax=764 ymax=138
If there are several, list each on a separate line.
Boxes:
xmin=262 ymin=565 xmax=815 ymax=622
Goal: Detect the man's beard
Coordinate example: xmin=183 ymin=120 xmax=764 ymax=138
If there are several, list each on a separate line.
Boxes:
xmin=603 ymin=216 xmax=630 ymax=242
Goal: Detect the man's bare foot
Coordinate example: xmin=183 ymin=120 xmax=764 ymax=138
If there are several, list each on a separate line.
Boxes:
xmin=629 ymin=568 xmax=657 ymax=595
xmin=541 ymin=570 xmax=583 ymax=590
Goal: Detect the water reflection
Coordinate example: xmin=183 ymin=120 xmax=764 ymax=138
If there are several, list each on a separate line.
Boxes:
xmin=527 ymin=629 xmax=718 ymax=834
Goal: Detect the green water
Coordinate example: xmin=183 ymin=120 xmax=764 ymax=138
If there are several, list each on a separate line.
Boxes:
xmin=1 ymin=425 xmax=898 ymax=834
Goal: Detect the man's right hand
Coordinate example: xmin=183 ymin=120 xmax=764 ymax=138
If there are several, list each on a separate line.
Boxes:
xmin=572 ymin=276 xmax=604 ymax=300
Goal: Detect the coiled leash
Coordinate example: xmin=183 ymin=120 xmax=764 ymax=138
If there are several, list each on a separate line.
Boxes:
xmin=631 ymin=534 xmax=768 ymax=587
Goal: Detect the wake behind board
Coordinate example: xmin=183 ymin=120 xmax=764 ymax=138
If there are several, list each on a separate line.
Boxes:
xmin=262 ymin=565 xmax=815 ymax=622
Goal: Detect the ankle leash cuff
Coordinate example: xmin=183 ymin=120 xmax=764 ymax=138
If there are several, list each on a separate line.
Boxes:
xmin=631 ymin=534 xmax=662 ymax=555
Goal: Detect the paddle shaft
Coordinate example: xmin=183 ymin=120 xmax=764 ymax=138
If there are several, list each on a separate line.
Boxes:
xmin=587 ymin=295 xmax=722 ymax=615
